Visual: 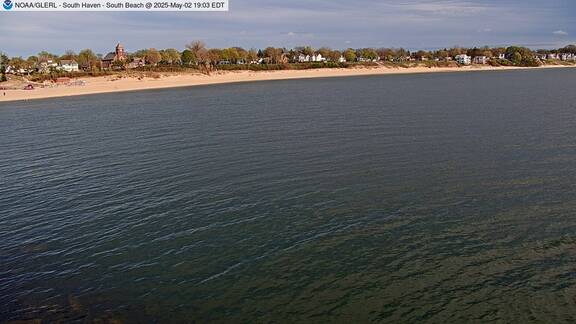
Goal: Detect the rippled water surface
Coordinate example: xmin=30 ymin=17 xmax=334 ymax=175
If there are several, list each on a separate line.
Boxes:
xmin=2 ymin=69 xmax=576 ymax=323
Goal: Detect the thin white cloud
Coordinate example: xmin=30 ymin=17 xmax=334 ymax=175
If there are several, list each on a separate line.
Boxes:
xmin=395 ymin=0 xmax=488 ymax=17
xmin=553 ymin=30 xmax=568 ymax=36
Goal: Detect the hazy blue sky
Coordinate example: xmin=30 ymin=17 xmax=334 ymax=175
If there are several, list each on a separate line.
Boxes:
xmin=0 ymin=0 xmax=574 ymax=56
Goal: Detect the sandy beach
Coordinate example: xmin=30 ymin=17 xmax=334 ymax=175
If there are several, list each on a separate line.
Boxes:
xmin=1 ymin=64 xmax=574 ymax=103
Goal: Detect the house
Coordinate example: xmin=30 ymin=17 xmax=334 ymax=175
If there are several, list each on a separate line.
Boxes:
xmin=38 ymin=59 xmax=58 ymax=73
xmin=101 ymin=43 xmax=127 ymax=69
xmin=127 ymin=57 xmax=145 ymax=69
xmin=59 ymin=60 xmax=79 ymax=72
xmin=338 ymin=56 xmax=346 ymax=63
xmin=473 ymin=56 xmax=488 ymax=64
xmin=498 ymin=53 xmax=506 ymax=60
xmin=560 ymin=53 xmax=576 ymax=61
xmin=455 ymin=54 xmax=471 ymax=65
xmin=358 ymin=56 xmax=380 ymax=63
xmin=547 ymin=53 xmax=559 ymax=60
xmin=311 ymin=54 xmax=325 ymax=62
xmin=5 ymin=66 xmax=28 ymax=75
xmin=297 ymin=54 xmax=311 ymax=63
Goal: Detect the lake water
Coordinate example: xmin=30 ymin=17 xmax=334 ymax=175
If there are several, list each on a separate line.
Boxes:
xmin=1 ymin=69 xmax=576 ymax=323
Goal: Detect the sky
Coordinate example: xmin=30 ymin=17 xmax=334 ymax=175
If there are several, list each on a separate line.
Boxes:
xmin=0 ymin=0 xmax=574 ymax=56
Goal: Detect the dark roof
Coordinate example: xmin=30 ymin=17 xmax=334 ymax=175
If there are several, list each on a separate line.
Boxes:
xmin=102 ymin=52 xmax=116 ymax=61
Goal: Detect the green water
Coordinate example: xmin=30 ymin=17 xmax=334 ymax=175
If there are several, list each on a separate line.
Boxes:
xmin=1 ymin=69 xmax=576 ymax=323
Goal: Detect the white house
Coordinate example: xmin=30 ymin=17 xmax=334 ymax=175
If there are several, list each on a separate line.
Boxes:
xmin=5 ymin=66 xmax=29 ymax=74
xmin=38 ymin=59 xmax=59 ymax=73
xmin=560 ymin=53 xmax=576 ymax=61
xmin=311 ymin=54 xmax=325 ymax=62
xmin=297 ymin=54 xmax=311 ymax=63
xmin=338 ymin=56 xmax=346 ymax=63
xmin=498 ymin=53 xmax=506 ymax=60
xmin=473 ymin=56 xmax=488 ymax=64
xmin=455 ymin=54 xmax=471 ymax=65
xmin=59 ymin=60 xmax=79 ymax=72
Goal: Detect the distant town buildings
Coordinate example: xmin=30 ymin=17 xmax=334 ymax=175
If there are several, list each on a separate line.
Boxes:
xmin=455 ymin=54 xmax=471 ymax=65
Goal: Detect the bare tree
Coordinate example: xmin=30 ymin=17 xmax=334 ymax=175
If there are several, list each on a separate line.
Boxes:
xmin=186 ymin=41 xmax=211 ymax=73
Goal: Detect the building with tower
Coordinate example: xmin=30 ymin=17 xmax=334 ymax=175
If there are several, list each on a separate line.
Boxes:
xmin=101 ymin=43 xmax=127 ymax=69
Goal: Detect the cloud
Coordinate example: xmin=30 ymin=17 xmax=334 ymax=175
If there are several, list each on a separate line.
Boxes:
xmin=1 ymin=0 xmax=575 ymax=56
xmin=395 ymin=1 xmax=488 ymax=17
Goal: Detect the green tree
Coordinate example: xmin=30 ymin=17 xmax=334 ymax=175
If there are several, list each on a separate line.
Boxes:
xmin=318 ymin=47 xmax=331 ymax=59
xmin=77 ymin=49 xmax=98 ymax=70
xmin=329 ymin=50 xmax=342 ymax=62
xmin=344 ymin=48 xmax=357 ymax=62
xmin=181 ymin=49 xmax=196 ymax=65
xmin=448 ymin=47 xmax=464 ymax=58
xmin=160 ymin=48 xmax=181 ymax=65
xmin=226 ymin=48 xmax=239 ymax=63
xmin=38 ymin=51 xmax=58 ymax=62
xmin=512 ymin=52 xmax=522 ymax=65
xmin=505 ymin=46 xmax=538 ymax=66
xmin=247 ymin=48 xmax=258 ymax=63
xmin=234 ymin=47 xmax=248 ymax=63
xmin=561 ymin=45 xmax=576 ymax=54
xmin=145 ymin=48 xmax=162 ymax=66
xmin=26 ymin=56 xmax=38 ymax=71
xmin=9 ymin=57 xmax=26 ymax=72
xmin=0 ymin=53 xmax=8 ymax=82
xmin=362 ymin=48 xmax=379 ymax=61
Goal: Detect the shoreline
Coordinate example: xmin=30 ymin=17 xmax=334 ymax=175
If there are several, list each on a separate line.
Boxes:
xmin=1 ymin=64 xmax=574 ymax=103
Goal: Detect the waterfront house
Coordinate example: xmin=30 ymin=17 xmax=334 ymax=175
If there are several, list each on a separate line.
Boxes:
xmin=473 ymin=56 xmax=488 ymax=64
xmin=455 ymin=54 xmax=471 ymax=65
xmin=59 ymin=60 xmax=79 ymax=72
xmin=5 ymin=66 xmax=29 ymax=75
xmin=311 ymin=54 xmax=325 ymax=62
xmin=38 ymin=59 xmax=58 ymax=73
xmin=297 ymin=54 xmax=310 ymax=63
xmin=127 ymin=57 xmax=145 ymax=69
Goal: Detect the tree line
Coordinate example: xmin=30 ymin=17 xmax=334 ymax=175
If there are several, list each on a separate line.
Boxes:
xmin=1 ymin=43 xmax=575 ymax=74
